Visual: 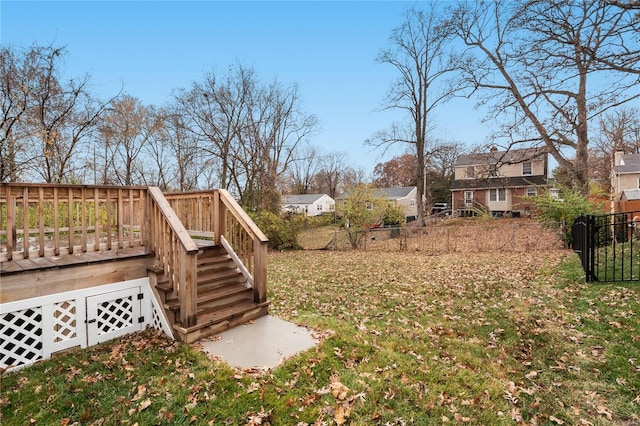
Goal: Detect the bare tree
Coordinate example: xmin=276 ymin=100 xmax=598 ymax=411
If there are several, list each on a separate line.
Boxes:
xmin=174 ymin=63 xmax=253 ymax=190
xmin=248 ymin=79 xmax=318 ymax=212
xmin=152 ymin=107 xmax=204 ymax=191
xmin=173 ymin=64 xmax=317 ymax=209
xmin=288 ymin=143 xmax=322 ymax=194
xmin=368 ymin=6 xmax=460 ymax=222
xmin=312 ymin=151 xmax=349 ymax=198
xmin=589 ymin=107 xmax=640 ymax=188
xmin=447 ymin=0 xmax=640 ymax=193
xmin=0 ymin=45 xmax=112 ymax=183
xmin=598 ymin=107 xmax=640 ymax=154
xmin=97 ymin=95 xmax=160 ymax=185
xmin=0 ymin=45 xmax=37 ymax=181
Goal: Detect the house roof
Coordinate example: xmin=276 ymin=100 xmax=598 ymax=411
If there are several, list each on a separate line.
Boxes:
xmin=281 ymin=194 xmax=330 ymax=205
xmin=455 ymin=147 xmax=547 ymax=167
xmin=373 ymin=186 xmax=416 ymax=200
xmin=613 ymin=153 xmax=640 ymax=175
xmin=621 ymin=189 xmax=640 ymax=201
xmin=451 ymin=175 xmax=548 ymax=190
xmin=335 ymin=186 xmax=416 ymax=200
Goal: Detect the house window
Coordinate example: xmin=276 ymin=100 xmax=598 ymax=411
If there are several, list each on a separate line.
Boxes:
xmin=522 ymin=162 xmax=532 ymax=175
xmin=637 ymin=178 xmax=640 ymax=189
xmin=488 ymin=164 xmax=498 ymax=177
xmin=465 ymin=166 xmax=475 ymax=179
xmin=464 ymin=191 xmax=474 ymax=206
xmin=526 ymin=188 xmax=538 ymax=197
xmin=489 ymin=188 xmax=506 ymax=202
xmin=410 ymin=199 xmax=415 ymax=207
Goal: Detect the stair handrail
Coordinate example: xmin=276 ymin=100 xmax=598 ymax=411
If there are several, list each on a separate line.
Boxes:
xmin=214 ymin=189 xmax=268 ymax=304
xmin=216 ymin=190 xmax=268 ymax=243
xmin=147 ymin=186 xmax=198 ymax=327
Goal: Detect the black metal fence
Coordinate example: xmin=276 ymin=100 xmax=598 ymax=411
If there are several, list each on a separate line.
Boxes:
xmin=572 ymin=211 xmax=640 ymax=282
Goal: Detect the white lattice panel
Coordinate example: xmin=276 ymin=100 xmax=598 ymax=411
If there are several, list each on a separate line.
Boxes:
xmin=1 ymin=278 xmax=172 ymax=372
xmin=97 ymin=297 xmax=134 ymax=334
xmin=87 ymin=287 xmax=141 ymax=346
xmin=53 ymin=300 xmax=77 ymax=343
xmin=0 ymin=307 xmax=43 ymax=370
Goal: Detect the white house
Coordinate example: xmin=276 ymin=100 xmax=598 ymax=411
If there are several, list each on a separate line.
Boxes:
xmin=374 ymin=187 xmax=419 ymax=221
xmin=335 ymin=186 xmax=419 ymax=221
xmin=281 ymin=194 xmax=335 ymax=216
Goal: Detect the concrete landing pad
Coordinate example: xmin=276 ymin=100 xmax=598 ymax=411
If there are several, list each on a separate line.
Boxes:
xmin=200 ymin=315 xmax=319 ymax=370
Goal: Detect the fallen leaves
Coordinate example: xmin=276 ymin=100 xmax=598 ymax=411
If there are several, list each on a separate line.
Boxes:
xmin=328 ymin=375 xmax=355 ymax=425
xmin=4 ymin=239 xmax=639 ymax=424
xmin=138 ymin=398 xmax=151 ymax=412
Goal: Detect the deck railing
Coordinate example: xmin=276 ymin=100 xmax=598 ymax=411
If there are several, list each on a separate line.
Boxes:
xmin=0 ymin=183 xmax=146 ymax=261
xmin=1 ymin=184 xmax=268 ymax=327
xmin=147 ymin=187 xmax=199 ymax=327
xmin=165 ymin=189 xmax=268 ymax=304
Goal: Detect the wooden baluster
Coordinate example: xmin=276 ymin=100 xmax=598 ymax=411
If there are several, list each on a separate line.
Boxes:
xmin=106 ymin=189 xmax=112 ymax=250
xmin=38 ymin=187 xmax=45 ymax=257
xmin=53 ymin=187 xmax=60 ymax=255
xmin=94 ymin=188 xmax=100 ymax=249
xmin=81 ymin=187 xmax=87 ymax=252
xmin=117 ymin=188 xmax=124 ymax=249
xmin=22 ymin=186 xmax=29 ymax=258
xmin=67 ymin=188 xmax=73 ymax=254
xmin=6 ymin=186 xmax=15 ymax=260
xmin=128 ymin=188 xmax=134 ymax=247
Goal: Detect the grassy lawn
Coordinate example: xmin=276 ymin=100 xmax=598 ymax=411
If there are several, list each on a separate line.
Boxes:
xmin=2 ymin=249 xmax=639 ymax=425
xmin=595 ymin=241 xmax=640 ymax=282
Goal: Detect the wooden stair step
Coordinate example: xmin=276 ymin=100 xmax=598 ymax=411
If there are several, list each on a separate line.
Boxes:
xmin=197 ymin=246 xmax=225 ymax=255
xmin=197 ymin=260 xmax=235 ymax=275
xmin=156 ymin=281 xmax=172 ymax=293
xmin=197 ymin=253 xmax=231 ymax=266
xmin=165 ymin=282 xmax=251 ymax=312
xmin=165 ymin=298 xmax=180 ymax=311
xmin=173 ymin=301 xmax=270 ymax=343
xmin=195 ymin=301 xmax=267 ymax=326
xmin=197 ymin=268 xmax=243 ymax=283
xmin=198 ymin=275 xmax=247 ymax=293
xmin=197 ymin=283 xmax=252 ymax=306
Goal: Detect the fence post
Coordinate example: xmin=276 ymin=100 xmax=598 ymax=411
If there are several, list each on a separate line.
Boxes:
xmin=446 ymin=228 xmax=450 ymax=252
xmin=587 ymin=215 xmax=597 ymax=282
xmin=572 ymin=214 xmax=587 ymax=279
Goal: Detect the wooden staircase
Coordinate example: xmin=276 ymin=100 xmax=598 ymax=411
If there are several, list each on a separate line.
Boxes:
xmin=149 ymin=245 xmax=269 ymax=343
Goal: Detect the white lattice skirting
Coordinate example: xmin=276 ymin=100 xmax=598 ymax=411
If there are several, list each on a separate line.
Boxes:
xmin=1 ymin=278 xmax=172 ymax=372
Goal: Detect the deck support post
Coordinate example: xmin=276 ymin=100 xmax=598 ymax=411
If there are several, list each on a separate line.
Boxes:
xmin=253 ymin=240 xmax=267 ymax=304
xmin=179 ymin=249 xmax=198 ymax=328
xmin=213 ymin=191 xmax=225 ymax=246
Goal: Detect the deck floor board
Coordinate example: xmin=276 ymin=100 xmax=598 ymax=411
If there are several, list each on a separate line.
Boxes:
xmin=0 ymin=246 xmax=149 ymax=276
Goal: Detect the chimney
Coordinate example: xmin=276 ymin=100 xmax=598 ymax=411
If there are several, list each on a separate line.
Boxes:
xmin=614 ymin=151 xmax=624 ymax=166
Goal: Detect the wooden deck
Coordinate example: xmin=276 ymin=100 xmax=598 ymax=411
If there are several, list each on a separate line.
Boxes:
xmin=0 ymin=238 xmax=216 ymax=275
xmin=1 ymin=183 xmax=268 ymax=343
xmin=0 ymin=246 xmax=149 ymax=275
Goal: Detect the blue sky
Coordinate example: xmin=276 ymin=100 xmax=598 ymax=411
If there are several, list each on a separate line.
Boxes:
xmin=1 ymin=0 xmax=487 ymax=175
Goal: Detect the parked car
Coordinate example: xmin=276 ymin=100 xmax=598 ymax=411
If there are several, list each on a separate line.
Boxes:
xmin=431 ymin=202 xmax=450 ymax=215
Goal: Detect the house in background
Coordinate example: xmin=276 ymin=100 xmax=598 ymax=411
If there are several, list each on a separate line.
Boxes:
xmin=375 ymin=187 xmax=418 ymax=221
xmin=281 ymin=193 xmax=335 ymax=216
xmin=611 ymin=152 xmax=640 ymax=212
xmin=450 ymin=147 xmax=548 ymax=217
xmin=336 ymin=186 xmax=418 ymax=222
